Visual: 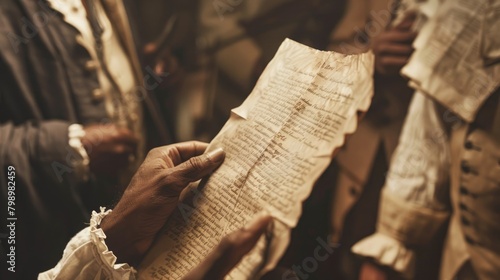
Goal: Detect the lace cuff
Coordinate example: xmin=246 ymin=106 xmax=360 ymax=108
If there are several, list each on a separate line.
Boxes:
xmin=377 ymin=190 xmax=449 ymax=246
xmin=39 ymin=208 xmax=137 ymax=279
xmin=90 ymin=207 xmax=137 ymax=277
xmin=352 ymin=190 xmax=450 ymax=277
xmin=352 ymin=233 xmax=416 ymax=277
xmin=68 ymin=124 xmax=90 ymax=182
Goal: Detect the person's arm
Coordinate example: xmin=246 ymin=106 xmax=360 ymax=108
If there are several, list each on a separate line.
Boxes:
xmin=372 ymin=12 xmax=417 ymax=76
xmin=353 ymin=92 xmax=451 ymax=279
xmin=39 ymin=208 xmax=272 ymax=280
xmin=39 ymin=141 xmax=272 ymax=279
xmin=38 ymin=208 xmax=137 ymax=280
xmin=0 ymin=120 xmax=75 ymax=188
xmin=0 ymin=121 xmax=139 ymax=189
xmin=198 ymin=0 xmax=262 ymax=90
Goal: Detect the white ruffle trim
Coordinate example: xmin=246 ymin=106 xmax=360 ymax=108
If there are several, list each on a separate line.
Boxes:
xmin=352 ymin=233 xmax=415 ymax=278
xmin=90 ymin=207 xmax=137 ymax=278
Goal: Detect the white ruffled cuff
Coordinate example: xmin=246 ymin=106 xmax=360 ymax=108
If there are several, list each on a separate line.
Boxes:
xmin=351 ymin=189 xmax=450 ymax=278
xmin=90 ymin=207 xmax=137 ymax=278
xmin=39 ymin=208 xmax=138 ymax=280
xmin=68 ymin=124 xmax=90 ymax=182
xmin=352 ymin=233 xmax=416 ymax=278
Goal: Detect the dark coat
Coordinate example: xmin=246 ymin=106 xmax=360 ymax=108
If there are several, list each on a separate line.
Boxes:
xmin=0 ymin=0 xmax=169 ymax=278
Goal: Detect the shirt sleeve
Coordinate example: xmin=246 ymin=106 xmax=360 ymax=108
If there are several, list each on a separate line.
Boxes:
xmin=68 ymin=124 xmax=90 ymax=182
xmin=198 ymin=0 xmax=262 ymax=90
xmin=352 ymin=92 xmax=451 ymax=277
xmin=38 ymin=208 xmax=137 ymax=280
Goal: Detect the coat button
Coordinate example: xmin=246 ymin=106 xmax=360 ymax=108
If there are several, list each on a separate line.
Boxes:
xmin=92 ymin=89 xmax=104 ymax=102
xmin=459 ymin=203 xmax=468 ymax=211
xmin=459 ymin=187 xmax=477 ymax=198
xmin=461 ymin=216 xmax=471 ymax=226
xmin=460 ymin=187 xmax=469 ymax=195
xmin=461 ymin=161 xmax=472 ymax=174
xmin=464 ymin=141 xmax=472 ymax=149
xmin=464 ymin=235 xmax=476 ymax=245
xmin=85 ymin=60 xmax=98 ymax=71
xmin=349 ymin=186 xmax=358 ymax=197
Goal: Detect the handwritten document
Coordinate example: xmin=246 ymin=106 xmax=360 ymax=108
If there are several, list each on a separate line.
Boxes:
xmin=138 ymin=39 xmax=374 ymax=279
xmin=401 ymin=0 xmax=500 ymax=123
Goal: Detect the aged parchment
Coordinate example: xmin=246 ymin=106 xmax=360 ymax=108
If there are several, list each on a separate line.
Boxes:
xmin=138 ymin=39 xmax=374 ymax=279
xmin=401 ymin=0 xmax=500 ymax=123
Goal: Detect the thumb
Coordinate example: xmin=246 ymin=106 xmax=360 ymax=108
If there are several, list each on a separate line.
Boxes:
xmin=183 ymin=215 xmax=273 ymax=280
xmin=166 ymin=148 xmax=225 ymax=193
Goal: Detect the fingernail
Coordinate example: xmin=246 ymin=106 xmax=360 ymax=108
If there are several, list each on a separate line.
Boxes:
xmin=206 ymin=147 xmax=225 ymax=163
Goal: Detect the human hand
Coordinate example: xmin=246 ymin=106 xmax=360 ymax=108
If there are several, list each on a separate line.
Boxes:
xmin=373 ymin=13 xmax=417 ymax=76
xmin=100 ymin=141 xmax=225 ymax=265
xmin=81 ymin=124 xmax=138 ymax=176
xmin=183 ymin=215 xmax=273 ymax=280
xmin=359 ymin=262 xmax=387 ymax=280
xmin=143 ymin=43 xmax=184 ymax=90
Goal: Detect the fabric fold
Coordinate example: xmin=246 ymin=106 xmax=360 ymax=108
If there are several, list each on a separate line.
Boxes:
xmin=352 ymin=232 xmax=416 ymax=278
xmin=39 ymin=208 xmax=137 ymax=280
xmin=89 ymin=208 xmax=136 ymax=275
xmin=352 ymin=190 xmax=450 ymax=278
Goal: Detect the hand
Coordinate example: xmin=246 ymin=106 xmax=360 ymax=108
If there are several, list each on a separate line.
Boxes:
xmin=359 ymin=262 xmax=387 ymax=280
xmin=143 ymin=43 xmax=184 ymax=90
xmin=183 ymin=215 xmax=273 ymax=280
xmin=81 ymin=124 xmax=138 ymax=176
xmin=373 ymin=13 xmax=417 ymax=76
xmin=100 ymin=141 xmax=225 ymax=265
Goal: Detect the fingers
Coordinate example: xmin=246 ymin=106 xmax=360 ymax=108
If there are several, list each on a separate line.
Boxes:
xmin=395 ymin=12 xmax=417 ymax=30
xmin=110 ymin=143 xmax=135 ymax=155
xmin=183 ymin=215 xmax=273 ymax=280
xmin=373 ymin=14 xmax=417 ymax=76
xmin=376 ymin=43 xmax=414 ymax=56
xmin=106 ymin=130 xmax=137 ymax=157
xmin=378 ymin=56 xmax=410 ymax=68
xmin=162 ymin=147 xmax=225 ymax=195
xmin=175 ymin=147 xmax=225 ymax=181
xmin=380 ymin=30 xmax=417 ymax=44
xmin=173 ymin=141 xmax=211 ymax=163
xmin=114 ymin=128 xmax=139 ymax=146
xmin=83 ymin=124 xmax=138 ymax=150
xmin=152 ymin=141 xmax=209 ymax=167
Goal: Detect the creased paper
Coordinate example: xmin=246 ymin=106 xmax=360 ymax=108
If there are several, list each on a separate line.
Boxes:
xmin=401 ymin=0 xmax=500 ymax=123
xmin=138 ymin=39 xmax=374 ymax=279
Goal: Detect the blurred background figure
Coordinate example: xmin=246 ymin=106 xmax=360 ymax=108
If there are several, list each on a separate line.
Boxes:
xmin=329 ymin=2 xmax=419 ymax=279
xmin=180 ymin=1 xmax=431 ymax=279
xmin=194 ymin=0 xmax=347 ymax=140
xmin=4 ymin=0 xmax=493 ymax=279
xmin=0 ymin=0 xmax=175 ymax=278
xmin=353 ymin=0 xmax=500 ymax=279
xmin=126 ymin=0 xmax=199 ymax=142
xmin=126 ymin=3 xmax=407 ymax=279
xmin=275 ymin=1 xmax=425 ymax=279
